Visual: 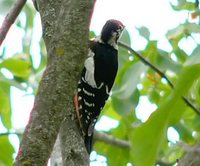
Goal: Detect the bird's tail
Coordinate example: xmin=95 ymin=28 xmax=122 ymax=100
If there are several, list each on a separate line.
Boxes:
xmin=74 ymin=94 xmax=93 ymax=154
xmin=84 ymin=134 xmax=93 ymax=154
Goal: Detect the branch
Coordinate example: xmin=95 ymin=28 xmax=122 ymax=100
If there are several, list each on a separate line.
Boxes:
xmin=0 ymin=132 xmax=22 ymax=136
xmin=0 ymin=0 xmax=27 ymax=46
xmin=94 ymin=130 xmax=175 ymax=166
xmin=177 ymin=142 xmax=200 ymax=166
xmin=118 ymin=42 xmax=200 ymax=116
xmin=118 ymin=42 xmax=174 ymax=88
xmin=94 ymin=130 xmax=130 ymax=149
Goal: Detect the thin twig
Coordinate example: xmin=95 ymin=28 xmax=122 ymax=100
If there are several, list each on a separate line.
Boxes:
xmin=0 ymin=132 xmax=22 ymax=136
xmin=118 ymin=42 xmax=174 ymax=88
xmin=0 ymin=0 xmax=27 ymax=46
xmin=118 ymin=41 xmax=200 ymax=116
xmin=94 ymin=130 xmax=130 ymax=148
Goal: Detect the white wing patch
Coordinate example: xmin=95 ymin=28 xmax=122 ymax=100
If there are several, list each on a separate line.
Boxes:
xmin=84 ymin=49 xmax=97 ymax=88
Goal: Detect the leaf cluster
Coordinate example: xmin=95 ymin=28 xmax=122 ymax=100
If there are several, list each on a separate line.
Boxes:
xmin=0 ymin=1 xmax=46 ymax=165
xmin=93 ymin=1 xmax=200 ymax=165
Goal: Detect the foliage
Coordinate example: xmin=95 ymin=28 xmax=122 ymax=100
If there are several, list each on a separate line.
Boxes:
xmin=0 ymin=1 xmax=46 ymax=165
xmin=94 ymin=1 xmax=200 ymax=165
xmin=0 ymin=0 xmax=200 ymax=165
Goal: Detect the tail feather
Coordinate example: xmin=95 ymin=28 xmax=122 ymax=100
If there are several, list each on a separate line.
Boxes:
xmin=84 ymin=134 xmax=93 ymax=154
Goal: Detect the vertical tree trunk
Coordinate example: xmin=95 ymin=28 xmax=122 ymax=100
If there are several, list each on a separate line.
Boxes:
xmin=14 ymin=0 xmax=95 ymax=165
xmin=60 ymin=117 xmax=90 ymax=165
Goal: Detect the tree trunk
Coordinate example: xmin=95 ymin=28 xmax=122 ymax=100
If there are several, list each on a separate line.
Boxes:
xmin=14 ymin=0 xmax=95 ymax=165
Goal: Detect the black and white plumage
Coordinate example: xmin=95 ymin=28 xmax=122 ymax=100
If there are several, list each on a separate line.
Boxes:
xmin=74 ymin=19 xmax=124 ymax=153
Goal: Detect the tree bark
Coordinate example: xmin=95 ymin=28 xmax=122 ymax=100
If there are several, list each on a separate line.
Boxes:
xmin=60 ymin=117 xmax=89 ymax=166
xmin=14 ymin=0 xmax=95 ymax=165
xmin=177 ymin=142 xmax=200 ymax=166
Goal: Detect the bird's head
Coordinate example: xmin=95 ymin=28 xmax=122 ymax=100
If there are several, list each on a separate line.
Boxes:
xmin=100 ymin=19 xmax=125 ymax=49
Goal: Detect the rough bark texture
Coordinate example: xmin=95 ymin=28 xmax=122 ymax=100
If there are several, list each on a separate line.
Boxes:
xmin=60 ymin=116 xmax=89 ymax=165
xmin=177 ymin=143 xmax=200 ymax=166
xmin=14 ymin=0 xmax=95 ymax=165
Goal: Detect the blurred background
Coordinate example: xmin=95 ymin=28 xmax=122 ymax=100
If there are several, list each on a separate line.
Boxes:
xmin=0 ymin=0 xmax=200 ymax=165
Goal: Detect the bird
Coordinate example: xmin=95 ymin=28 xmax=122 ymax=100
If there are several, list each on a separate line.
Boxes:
xmin=74 ymin=19 xmax=124 ymax=154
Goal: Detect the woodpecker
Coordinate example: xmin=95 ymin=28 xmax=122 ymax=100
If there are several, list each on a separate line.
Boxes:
xmin=74 ymin=19 xmax=124 ymax=154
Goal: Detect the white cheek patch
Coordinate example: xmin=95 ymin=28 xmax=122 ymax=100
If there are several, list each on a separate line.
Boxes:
xmin=107 ymin=32 xmax=118 ymax=50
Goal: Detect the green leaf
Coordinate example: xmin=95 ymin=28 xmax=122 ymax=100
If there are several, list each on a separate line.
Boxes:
xmin=188 ymin=79 xmax=200 ymax=109
xmin=0 ymin=135 xmax=15 ymax=166
xmin=184 ymin=46 xmax=200 ymax=66
xmin=170 ymin=0 xmax=196 ymax=11
xmin=114 ymin=62 xmax=147 ymax=99
xmin=0 ymin=82 xmax=12 ymax=129
xmin=143 ymin=41 xmax=182 ymax=73
xmin=174 ymin=123 xmax=194 ymax=143
xmin=167 ymin=32 xmax=185 ymax=49
xmin=167 ymin=24 xmax=185 ymax=39
xmin=0 ymin=58 xmax=31 ymax=77
xmin=184 ymin=23 xmax=200 ymax=34
xmin=111 ymin=89 xmax=140 ymax=116
xmin=89 ymin=31 xmax=96 ymax=39
xmin=136 ymin=26 xmax=150 ymax=40
xmin=173 ymin=48 xmax=188 ymax=63
xmin=148 ymin=88 xmax=161 ymax=103
xmin=167 ymin=23 xmax=200 ymax=40
xmin=155 ymin=49 xmax=182 ymax=74
xmin=192 ymin=116 xmax=200 ymax=132
xmin=142 ymin=40 xmax=158 ymax=58
xmin=102 ymin=100 xmax=122 ymax=121
xmin=0 ymin=75 xmax=26 ymax=90
xmin=160 ymin=143 xmax=184 ymax=164
xmin=94 ymin=122 xmax=130 ymax=165
xmin=130 ymin=109 xmax=169 ymax=166
xmin=23 ymin=4 xmax=36 ymax=29
xmin=174 ymin=65 xmax=200 ymax=96
xmin=0 ymin=0 xmax=13 ymax=15
xmin=119 ymin=29 xmax=131 ymax=46
xmin=94 ymin=141 xmax=130 ymax=166
xmin=118 ymin=29 xmax=132 ymax=66
xmin=130 ymin=64 xmax=200 ymax=166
